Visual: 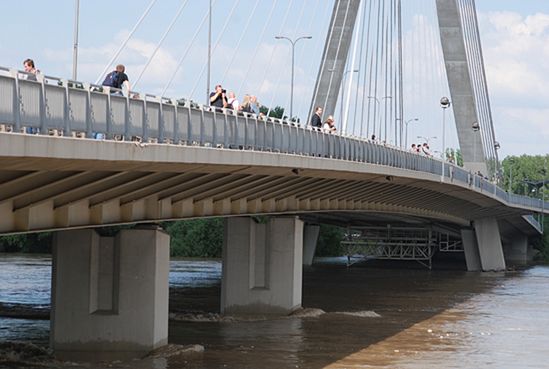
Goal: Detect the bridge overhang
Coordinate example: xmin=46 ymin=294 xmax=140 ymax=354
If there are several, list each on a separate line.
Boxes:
xmin=0 ymin=133 xmax=540 ymax=235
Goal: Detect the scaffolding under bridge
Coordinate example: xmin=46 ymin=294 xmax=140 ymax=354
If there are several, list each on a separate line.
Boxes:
xmin=341 ymin=226 xmax=463 ymax=269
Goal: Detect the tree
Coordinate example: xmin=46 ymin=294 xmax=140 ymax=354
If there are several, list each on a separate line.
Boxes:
xmin=501 ymin=154 xmax=549 ymax=261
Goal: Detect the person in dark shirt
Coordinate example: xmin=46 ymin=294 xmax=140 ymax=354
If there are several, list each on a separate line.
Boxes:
xmin=102 ymin=64 xmax=130 ymax=93
xmin=310 ymin=106 xmax=323 ymax=128
xmin=209 ymin=84 xmax=228 ymax=109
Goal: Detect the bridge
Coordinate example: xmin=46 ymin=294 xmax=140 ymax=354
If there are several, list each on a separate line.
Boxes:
xmin=1 ymin=0 xmax=547 ymax=361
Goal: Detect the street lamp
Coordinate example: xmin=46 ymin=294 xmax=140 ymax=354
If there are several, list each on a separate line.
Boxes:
xmin=404 ymin=118 xmax=419 ymax=148
xmin=275 ymin=35 xmax=312 ymax=120
xmin=440 ymin=97 xmax=451 ymax=182
xmin=416 ymin=135 xmax=437 ymax=145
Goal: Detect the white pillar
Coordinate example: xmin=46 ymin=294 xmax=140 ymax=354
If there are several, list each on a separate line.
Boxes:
xmin=221 ymin=217 xmax=303 ymax=315
xmin=473 ymin=218 xmax=506 ymax=271
xmin=503 ymin=233 xmax=530 ymax=266
xmin=303 ymin=224 xmax=320 ymax=266
xmin=51 ymin=226 xmax=170 ymax=361
xmin=460 ymin=229 xmax=481 ymax=271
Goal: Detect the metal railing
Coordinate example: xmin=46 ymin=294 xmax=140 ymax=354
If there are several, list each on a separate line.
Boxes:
xmin=0 ymin=66 xmax=547 ymax=218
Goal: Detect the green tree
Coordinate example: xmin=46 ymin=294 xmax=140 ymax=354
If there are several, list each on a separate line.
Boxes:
xmin=162 ymin=218 xmax=224 ymax=258
xmin=501 ymin=154 xmax=549 ymax=261
xmin=315 ymin=224 xmax=345 ymax=256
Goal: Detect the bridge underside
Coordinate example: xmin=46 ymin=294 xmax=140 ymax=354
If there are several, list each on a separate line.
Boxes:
xmin=0 ymin=134 xmax=537 ymax=236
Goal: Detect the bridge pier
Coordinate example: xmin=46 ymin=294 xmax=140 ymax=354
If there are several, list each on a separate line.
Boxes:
xmin=460 ymin=229 xmax=482 ymax=272
xmin=51 ymin=227 xmax=170 ymax=361
xmin=303 ymin=224 xmax=320 ymax=266
xmin=473 ymin=218 xmax=506 ymax=271
xmin=503 ymin=233 xmax=533 ymax=266
xmin=221 ymin=217 xmax=303 ymax=315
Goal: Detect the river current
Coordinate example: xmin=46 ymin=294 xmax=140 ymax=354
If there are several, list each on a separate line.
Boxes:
xmin=1 ymin=254 xmax=549 ymax=368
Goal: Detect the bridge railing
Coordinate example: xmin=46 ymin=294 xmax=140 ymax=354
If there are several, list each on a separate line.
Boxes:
xmin=0 ymin=66 xmax=547 ymax=214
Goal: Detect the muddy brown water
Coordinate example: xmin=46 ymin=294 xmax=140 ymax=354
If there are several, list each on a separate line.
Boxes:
xmin=1 ymin=255 xmax=549 ymax=368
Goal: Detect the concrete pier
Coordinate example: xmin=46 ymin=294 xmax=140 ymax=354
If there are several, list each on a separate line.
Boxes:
xmin=461 ymin=229 xmax=482 ymax=272
xmin=221 ymin=217 xmax=304 ymax=315
xmin=303 ymin=224 xmax=320 ymax=266
xmin=51 ymin=227 xmax=170 ymax=361
xmin=503 ymin=233 xmax=532 ymax=266
xmin=473 ymin=218 xmax=506 ymax=271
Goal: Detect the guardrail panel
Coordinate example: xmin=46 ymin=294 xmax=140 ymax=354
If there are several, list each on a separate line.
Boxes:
xmin=0 ymin=76 xmax=15 ymax=125
xmin=146 ymin=100 xmax=161 ymax=139
xmin=162 ymin=104 xmax=176 ymax=142
xmin=128 ymin=99 xmax=145 ymax=137
xmin=67 ymin=88 xmax=88 ymax=132
xmin=43 ymin=84 xmax=66 ymax=130
xmin=18 ymin=80 xmax=42 ymax=128
xmin=110 ymin=95 xmax=127 ymax=135
xmin=89 ymin=91 xmax=108 ymax=134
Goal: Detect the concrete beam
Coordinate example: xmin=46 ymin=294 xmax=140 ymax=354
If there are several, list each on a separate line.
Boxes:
xmin=51 ymin=227 xmax=169 ymax=361
xmin=221 ymin=217 xmax=303 ymax=315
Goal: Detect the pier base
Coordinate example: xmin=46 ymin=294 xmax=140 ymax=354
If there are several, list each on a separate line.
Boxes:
xmin=51 ymin=227 xmax=169 ymax=361
xmin=221 ymin=217 xmax=303 ymax=315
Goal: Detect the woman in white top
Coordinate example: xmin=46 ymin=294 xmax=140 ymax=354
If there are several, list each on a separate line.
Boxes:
xmin=323 ymin=115 xmax=336 ymax=133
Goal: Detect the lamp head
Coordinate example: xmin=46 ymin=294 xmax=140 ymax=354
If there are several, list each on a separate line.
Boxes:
xmin=494 ymin=141 xmax=501 ymax=150
xmin=472 ymin=121 xmax=480 ymax=131
xmin=440 ymin=97 xmax=451 ymax=108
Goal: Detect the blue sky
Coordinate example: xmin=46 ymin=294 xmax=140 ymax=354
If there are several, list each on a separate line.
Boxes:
xmin=1 ymin=0 xmax=548 ymax=158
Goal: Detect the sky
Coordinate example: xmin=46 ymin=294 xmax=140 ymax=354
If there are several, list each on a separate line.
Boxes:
xmin=0 ymin=0 xmax=548 ymax=159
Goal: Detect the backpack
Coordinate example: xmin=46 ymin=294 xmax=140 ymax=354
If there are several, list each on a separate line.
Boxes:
xmin=102 ymin=71 xmax=120 ymax=88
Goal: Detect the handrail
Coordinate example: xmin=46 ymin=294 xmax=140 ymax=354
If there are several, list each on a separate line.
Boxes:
xmin=0 ymin=66 xmax=547 ymax=216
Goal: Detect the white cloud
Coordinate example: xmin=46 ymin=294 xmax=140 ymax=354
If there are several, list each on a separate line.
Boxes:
xmin=479 ymin=10 xmax=549 ymax=156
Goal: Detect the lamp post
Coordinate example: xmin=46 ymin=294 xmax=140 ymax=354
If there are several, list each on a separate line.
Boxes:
xmin=367 ymin=96 xmax=380 ymax=138
xmin=72 ymin=0 xmax=80 ymax=80
xmin=404 ymin=118 xmax=418 ymax=148
xmin=416 ymin=135 xmax=437 ymax=145
xmin=275 ymin=35 xmax=312 ymax=120
xmin=440 ymin=97 xmax=451 ymax=182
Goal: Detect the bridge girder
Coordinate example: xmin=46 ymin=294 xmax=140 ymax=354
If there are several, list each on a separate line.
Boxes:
xmin=0 ymin=134 xmax=539 ymax=235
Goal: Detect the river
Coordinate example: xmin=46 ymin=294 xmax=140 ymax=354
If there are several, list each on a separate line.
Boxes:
xmin=1 ymin=254 xmax=549 ymax=368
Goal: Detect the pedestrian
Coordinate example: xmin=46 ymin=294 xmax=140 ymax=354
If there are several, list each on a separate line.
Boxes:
xmin=310 ymin=106 xmax=323 ymax=128
xmin=421 ymin=143 xmax=432 ymax=156
xmin=23 ymin=58 xmax=39 ymax=81
xmin=323 ymin=115 xmax=336 ymax=133
xmin=410 ymin=143 xmax=417 ymax=153
xmin=102 ymin=64 xmax=130 ymax=94
xmin=227 ymin=91 xmax=239 ymax=110
xmin=249 ymin=95 xmax=260 ymax=115
xmin=209 ymin=84 xmax=228 ymax=109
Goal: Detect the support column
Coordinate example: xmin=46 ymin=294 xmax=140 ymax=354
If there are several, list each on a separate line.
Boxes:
xmin=303 ymin=224 xmax=320 ymax=266
xmin=51 ymin=226 xmax=170 ymax=361
xmin=503 ymin=233 xmax=531 ymax=266
xmin=460 ymin=229 xmax=481 ymax=271
xmin=221 ymin=217 xmax=303 ymax=315
xmin=473 ymin=218 xmax=506 ymax=271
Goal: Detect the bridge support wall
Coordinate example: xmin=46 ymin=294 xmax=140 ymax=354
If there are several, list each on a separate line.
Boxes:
xmin=460 ymin=229 xmax=481 ymax=271
xmin=503 ymin=233 xmax=532 ymax=266
xmin=473 ymin=218 xmax=506 ymax=271
xmin=303 ymin=224 xmax=320 ymax=266
xmin=221 ymin=217 xmax=303 ymax=315
xmin=51 ymin=227 xmax=169 ymax=361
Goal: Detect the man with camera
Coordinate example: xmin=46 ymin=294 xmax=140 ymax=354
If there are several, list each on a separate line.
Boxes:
xmin=210 ymin=84 xmax=229 ymax=109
